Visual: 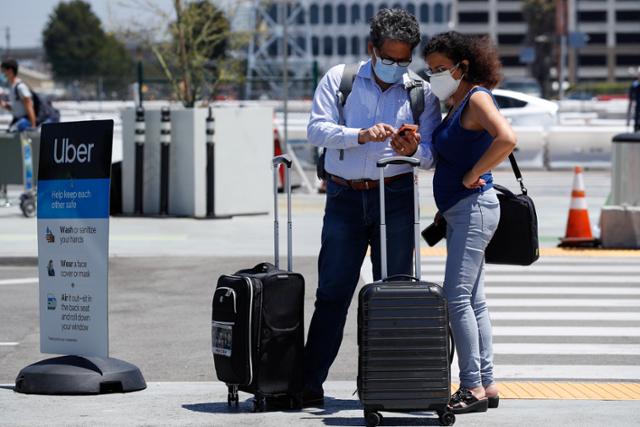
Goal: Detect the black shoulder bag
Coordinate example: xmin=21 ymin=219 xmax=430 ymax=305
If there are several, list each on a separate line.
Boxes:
xmin=485 ymin=153 xmax=540 ymax=266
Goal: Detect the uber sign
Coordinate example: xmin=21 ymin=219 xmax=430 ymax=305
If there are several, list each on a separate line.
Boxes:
xmin=53 ymin=138 xmax=95 ymax=164
xmin=37 ymin=120 xmax=113 ymax=357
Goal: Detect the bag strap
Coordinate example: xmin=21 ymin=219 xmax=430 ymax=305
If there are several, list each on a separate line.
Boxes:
xmin=336 ymin=63 xmax=360 ymax=125
xmin=406 ymin=70 xmax=425 ymax=125
xmin=508 ymin=153 xmax=527 ymax=195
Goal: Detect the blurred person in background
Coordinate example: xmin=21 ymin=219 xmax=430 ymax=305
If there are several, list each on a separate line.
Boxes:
xmin=0 ymin=59 xmax=37 ymax=132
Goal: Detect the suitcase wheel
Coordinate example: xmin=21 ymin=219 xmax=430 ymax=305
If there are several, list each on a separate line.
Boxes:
xmin=438 ymin=410 xmax=456 ymax=426
xmin=252 ymin=396 xmax=266 ymax=412
xmin=227 ymin=386 xmax=239 ymax=408
xmin=364 ymin=410 xmax=383 ymax=427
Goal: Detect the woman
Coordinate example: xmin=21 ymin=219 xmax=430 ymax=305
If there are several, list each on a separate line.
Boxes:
xmin=423 ymin=32 xmax=517 ymax=414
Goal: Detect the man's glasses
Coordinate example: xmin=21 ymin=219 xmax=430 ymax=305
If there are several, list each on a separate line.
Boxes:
xmin=375 ymin=49 xmax=412 ymax=67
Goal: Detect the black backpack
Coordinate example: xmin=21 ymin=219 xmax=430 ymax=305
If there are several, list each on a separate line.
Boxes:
xmin=316 ymin=63 xmax=426 ymax=180
xmin=14 ymin=82 xmax=60 ymax=125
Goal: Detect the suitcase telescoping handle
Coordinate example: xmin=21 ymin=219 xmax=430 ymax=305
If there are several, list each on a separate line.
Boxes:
xmin=272 ymin=154 xmax=293 ymax=271
xmin=377 ymin=156 xmax=421 ymax=281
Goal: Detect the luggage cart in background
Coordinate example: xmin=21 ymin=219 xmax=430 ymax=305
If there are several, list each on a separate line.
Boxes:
xmin=0 ymin=131 xmax=39 ymax=217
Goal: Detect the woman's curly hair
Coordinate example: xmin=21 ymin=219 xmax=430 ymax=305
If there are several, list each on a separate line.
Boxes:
xmin=423 ymin=31 xmax=502 ymax=89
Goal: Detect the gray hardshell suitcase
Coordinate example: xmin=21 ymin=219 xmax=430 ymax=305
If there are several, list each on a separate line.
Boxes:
xmin=357 ymin=157 xmax=455 ymax=426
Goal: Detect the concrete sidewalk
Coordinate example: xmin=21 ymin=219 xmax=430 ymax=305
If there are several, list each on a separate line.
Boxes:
xmin=1 ymin=381 xmax=638 ymax=427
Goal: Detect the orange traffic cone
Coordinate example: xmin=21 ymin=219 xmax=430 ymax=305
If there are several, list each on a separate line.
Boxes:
xmin=559 ymin=166 xmax=599 ymax=247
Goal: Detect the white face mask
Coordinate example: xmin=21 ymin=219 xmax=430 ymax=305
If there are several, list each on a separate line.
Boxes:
xmin=429 ymin=64 xmax=462 ymax=100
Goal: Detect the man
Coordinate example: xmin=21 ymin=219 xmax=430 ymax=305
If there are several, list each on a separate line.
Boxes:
xmin=627 ymin=67 xmax=640 ymax=132
xmin=303 ymin=9 xmax=441 ymax=406
xmin=0 ymin=59 xmax=37 ymax=131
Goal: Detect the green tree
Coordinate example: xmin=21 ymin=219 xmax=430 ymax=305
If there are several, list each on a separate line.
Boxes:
xmin=152 ymin=0 xmax=232 ymax=107
xmin=43 ymin=0 xmax=132 ymax=88
xmin=522 ymin=0 xmax=556 ymax=98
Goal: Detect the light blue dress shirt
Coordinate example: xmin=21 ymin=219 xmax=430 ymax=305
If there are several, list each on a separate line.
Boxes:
xmin=307 ymin=60 xmax=441 ymax=180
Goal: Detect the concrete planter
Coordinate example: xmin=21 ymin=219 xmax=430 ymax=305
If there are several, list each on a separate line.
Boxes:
xmin=121 ymin=106 xmax=273 ymax=217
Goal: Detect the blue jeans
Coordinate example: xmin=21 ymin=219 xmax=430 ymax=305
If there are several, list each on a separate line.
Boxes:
xmin=442 ymin=189 xmax=500 ymax=389
xmin=304 ymin=174 xmax=415 ymax=393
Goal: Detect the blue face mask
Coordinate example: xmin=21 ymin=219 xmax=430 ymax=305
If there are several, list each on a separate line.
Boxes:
xmin=373 ymin=54 xmax=408 ymax=84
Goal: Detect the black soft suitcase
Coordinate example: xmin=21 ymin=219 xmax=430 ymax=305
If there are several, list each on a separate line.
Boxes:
xmin=212 ymin=155 xmax=305 ymax=412
xmin=358 ymin=157 xmax=456 ymax=427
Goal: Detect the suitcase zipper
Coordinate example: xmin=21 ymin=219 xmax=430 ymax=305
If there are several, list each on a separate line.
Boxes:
xmin=239 ymin=275 xmax=255 ymax=386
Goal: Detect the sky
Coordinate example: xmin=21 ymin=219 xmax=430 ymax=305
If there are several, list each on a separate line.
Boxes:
xmin=0 ymin=0 xmax=176 ymax=49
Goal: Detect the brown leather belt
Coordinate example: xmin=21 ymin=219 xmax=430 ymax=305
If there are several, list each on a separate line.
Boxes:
xmin=328 ymin=172 xmax=412 ymax=191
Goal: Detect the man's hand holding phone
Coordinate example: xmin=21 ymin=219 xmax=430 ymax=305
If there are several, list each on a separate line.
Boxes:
xmin=391 ymin=123 xmax=420 ymax=156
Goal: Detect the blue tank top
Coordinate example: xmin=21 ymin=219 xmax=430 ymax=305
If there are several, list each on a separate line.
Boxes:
xmin=432 ymin=86 xmax=495 ymax=213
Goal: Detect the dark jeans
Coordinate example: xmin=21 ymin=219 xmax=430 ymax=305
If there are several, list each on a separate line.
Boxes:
xmin=304 ymin=174 xmax=415 ymax=393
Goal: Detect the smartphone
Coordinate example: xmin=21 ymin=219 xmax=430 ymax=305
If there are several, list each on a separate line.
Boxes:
xmin=398 ymin=124 xmax=418 ymax=137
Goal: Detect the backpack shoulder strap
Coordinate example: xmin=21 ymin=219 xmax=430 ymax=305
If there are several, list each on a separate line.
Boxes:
xmin=336 ymin=63 xmax=359 ymax=126
xmin=405 ymin=70 xmax=425 ymax=125
xmin=338 ymin=63 xmax=359 ymax=107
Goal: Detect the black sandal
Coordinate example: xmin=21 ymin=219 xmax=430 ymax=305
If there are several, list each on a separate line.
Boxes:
xmin=488 ymin=395 xmax=500 ymax=408
xmin=449 ymin=387 xmax=489 ymax=414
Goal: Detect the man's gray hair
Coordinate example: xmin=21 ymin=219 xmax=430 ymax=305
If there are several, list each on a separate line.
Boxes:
xmin=370 ymin=8 xmax=421 ymax=50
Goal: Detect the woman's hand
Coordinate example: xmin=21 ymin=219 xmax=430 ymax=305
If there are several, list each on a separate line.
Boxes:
xmin=434 ymin=211 xmax=444 ymax=225
xmin=463 ymin=170 xmax=486 ymax=189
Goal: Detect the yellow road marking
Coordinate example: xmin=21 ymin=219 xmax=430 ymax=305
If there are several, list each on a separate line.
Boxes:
xmin=420 ymin=247 xmax=640 ymax=257
xmin=451 ymin=382 xmax=640 ymax=400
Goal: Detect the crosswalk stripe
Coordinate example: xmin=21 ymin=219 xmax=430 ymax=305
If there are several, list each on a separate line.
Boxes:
xmin=492 ymin=326 xmax=640 ymax=337
xmin=485 ymin=287 xmax=640 ymax=295
xmin=422 ymin=265 xmax=640 ymax=273
xmin=492 ymin=343 xmax=640 ymax=355
xmin=0 ymin=278 xmax=38 ymax=286
xmin=490 ymin=312 xmax=640 ymax=321
xmin=420 ymin=273 xmax=640 ymax=284
xmin=488 ymin=298 xmax=640 ymax=307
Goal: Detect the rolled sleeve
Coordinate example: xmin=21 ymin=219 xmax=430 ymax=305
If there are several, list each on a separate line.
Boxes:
xmin=307 ymin=64 xmax=362 ymax=150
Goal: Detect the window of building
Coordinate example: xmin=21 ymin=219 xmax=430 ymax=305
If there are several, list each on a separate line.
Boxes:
xmin=364 ymin=36 xmax=370 ymax=53
xmin=365 ymin=3 xmax=375 ymax=22
xmin=268 ymin=41 xmax=278 ymax=57
xmin=617 ymin=55 xmax=640 ymax=66
xmin=379 ymin=3 xmax=389 ymax=11
xmin=446 ymin=4 xmax=452 ymax=21
xmin=497 ymin=34 xmax=526 ymax=45
xmin=586 ymin=33 xmax=606 ymax=44
xmin=434 ymin=3 xmax=444 ymax=23
xmin=578 ymin=11 xmax=607 ymax=22
xmin=392 ymin=3 xmax=403 ymax=10
xmin=351 ymin=4 xmax=361 ymax=23
xmin=337 ymin=36 xmax=347 ymax=55
xmin=500 ymin=56 xmax=521 ymax=66
xmin=324 ymin=4 xmax=333 ymax=24
xmin=337 ymin=4 xmax=347 ymax=24
xmin=312 ymin=36 xmax=319 ymax=56
xmin=268 ymin=4 xmax=278 ymax=22
xmin=352 ymin=36 xmax=360 ymax=56
xmin=296 ymin=36 xmax=306 ymax=51
xmin=407 ymin=3 xmax=416 ymax=15
xmin=458 ymin=12 xmax=489 ymax=23
xmin=578 ymin=55 xmax=607 ymax=66
xmin=616 ymin=32 xmax=640 ymax=44
xmin=296 ymin=3 xmax=306 ymax=24
xmin=616 ymin=10 xmax=640 ymax=22
xmin=324 ymin=36 xmax=333 ymax=55
xmin=310 ymin=4 xmax=319 ymax=24
xmin=420 ymin=3 xmax=429 ymax=23
xmin=498 ymin=11 xmax=524 ymax=23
